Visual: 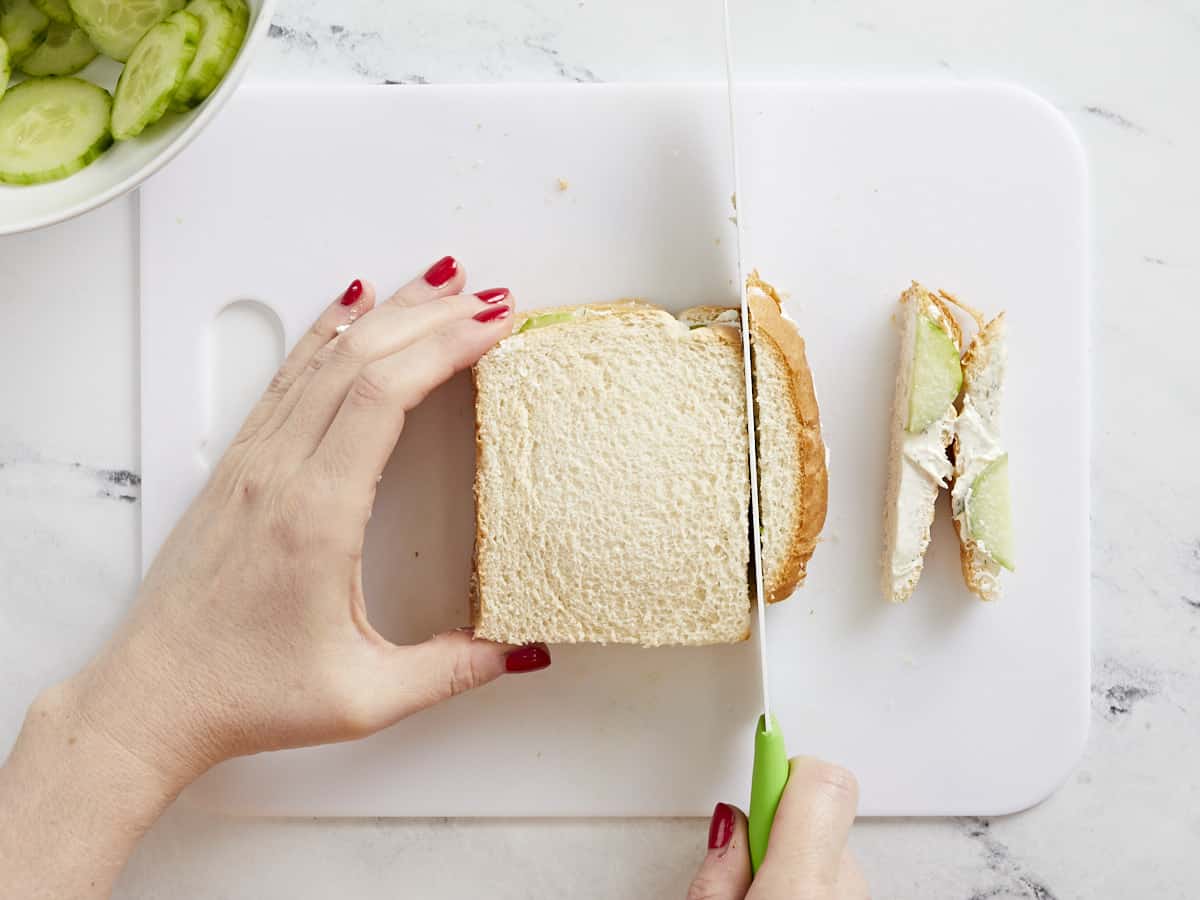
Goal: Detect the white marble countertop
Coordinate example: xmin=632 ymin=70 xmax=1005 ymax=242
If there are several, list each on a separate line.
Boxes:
xmin=2 ymin=1 xmax=1198 ymax=897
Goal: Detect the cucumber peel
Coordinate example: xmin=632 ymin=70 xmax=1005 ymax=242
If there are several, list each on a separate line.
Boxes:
xmin=0 ymin=76 xmax=113 ymax=184
xmin=111 ymin=9 xmax=198 ymax=140
xmin=18 ymin=21 xmax=96 ymax=76
xmin=169 ymin=0 xmax=245 ymax=111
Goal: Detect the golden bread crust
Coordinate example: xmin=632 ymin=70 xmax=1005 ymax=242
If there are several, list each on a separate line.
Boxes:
xmin=746 ymin=276 xmax=828 ymax=602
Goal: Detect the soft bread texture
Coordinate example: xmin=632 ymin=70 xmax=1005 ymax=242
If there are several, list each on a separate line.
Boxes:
xmin=747 ymin=275 xmax=829 ymax=602
xmin=472 ymin=303 xmax=752 ymax=646
xmin=679 ymin=276 xmax=828 ymax=603
xmin=472 ymin=288 xmax=827 ymax=645
xmin=951 ymin=312 xmax=1008 ymax=601
xmin=881 ymin=283 xmax=962 ymax=603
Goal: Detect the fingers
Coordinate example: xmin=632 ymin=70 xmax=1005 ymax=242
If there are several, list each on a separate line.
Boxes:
xmin=232 ymin=279 xmax=377 ymax=445
xmin=685 ymin=775 xmax=860 ymax=900
xmin=750 ymin=757 xmax=859 ymax=897
xmin=385 ymin=254 xmax=466 ymax=307
xmin=256 ymin=256 xmax=465 ymax=447
xmin=687 ymin=803 xmax=752 ymax=900
xmin=276 ymin=287 xmax=507 ymax=456
xmin=310 ymin=296 xmax=515 ymax=485
xmin=373 ymin=630 xmax=551 ymax=724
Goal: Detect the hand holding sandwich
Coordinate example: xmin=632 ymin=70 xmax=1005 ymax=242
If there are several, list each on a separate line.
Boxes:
xmin=0 ymin=257 xmax=549 ymax=899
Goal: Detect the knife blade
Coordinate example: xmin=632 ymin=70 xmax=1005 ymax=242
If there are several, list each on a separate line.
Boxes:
xmin=720 ymin=0 xmax=789 ymax=875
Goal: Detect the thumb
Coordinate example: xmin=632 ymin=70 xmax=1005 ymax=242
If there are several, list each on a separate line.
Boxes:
xmin=751 ymin=757 xmax=859 ymax=897
xmin=377 ymin=629 xmax=552 ymax=721
xmin=687 ymin=803 xmax=752 ymax=900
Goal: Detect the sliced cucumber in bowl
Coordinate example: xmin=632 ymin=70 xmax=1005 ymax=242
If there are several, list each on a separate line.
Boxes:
xmin=18 ymin=21 xmax=97 ymax=75
xmin=110 ymin=9 xmax=198 ymax=139
xmin=0 ymin=76 xmax=112 ymax=184
xmin=0 ymin=0 xmax=255 ymax=191
xmin=67 ymin=0 xmax=183 ymax=61
xmin=1 ymin=0 xmax=51 ymax=59
xmin=170 ymin=0 xmax=245 ymax=111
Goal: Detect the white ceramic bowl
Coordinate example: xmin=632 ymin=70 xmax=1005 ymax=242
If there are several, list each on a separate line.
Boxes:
xmin=0 ymin=0 xmax=276 ymax=236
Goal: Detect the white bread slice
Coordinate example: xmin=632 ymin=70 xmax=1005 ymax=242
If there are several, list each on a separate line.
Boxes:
xmin=881 ymin=283 xmax=962 ymax=603
xmin=471 ymin=301 xmax=752 ymax=646
xmin=680 ymin=275 xmax=828 ymax=603
xmin=748 ymin=276 xmax=829 ymax=602
xmin=950 ymin=310 xmax=1008 ymax=601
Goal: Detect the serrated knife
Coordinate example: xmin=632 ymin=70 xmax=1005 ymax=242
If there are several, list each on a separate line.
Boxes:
xmin=720 ymin=0 xmax=789 ymax=875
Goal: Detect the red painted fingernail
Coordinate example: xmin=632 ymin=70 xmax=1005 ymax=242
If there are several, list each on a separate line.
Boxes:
xmin=505 ymin=644 xmax=551 ymax=673
xmin=475 ymin=288 xmax=510 ymax=304
xmin=473 ymin=305 xmax=511 ymax=323
xmin=340 ymin=279 xmax=363 ymax=306
xmin=708 ymin=802 xmax=735 ymax=850
xmin=423 ymin=255 xmax=458 ymax=287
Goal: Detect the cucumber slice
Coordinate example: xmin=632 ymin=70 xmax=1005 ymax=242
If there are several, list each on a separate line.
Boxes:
xmin=1 ymin=0 xmax=50 ymax=59
xmin=66 ymin=0 xmax=183 ymax=61
xmin=110 ymin=10 xmax=197 ymax=139
xmin=18 ymin=21 xmax=96 ymax=75
xmin=32 ymin=0 xmax=73 ymax=26
xmin=1 ymin=37 xmax=10 ymax=101
xmin=0 ymin=76 xmax=112 ymax=184
xmin=967 ymin=454 xmax=1015 ymax=570
xmin=517 ymin=311 xmax=576 ymax=333
xmin=906 ymin=313 xmax=963 ymax=433
xmin=169 ymin=0 xmax=244 ymax=111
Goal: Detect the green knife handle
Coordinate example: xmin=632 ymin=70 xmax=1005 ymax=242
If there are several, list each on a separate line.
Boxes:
xmin=748 ymin=714 xmax=788 ymax=874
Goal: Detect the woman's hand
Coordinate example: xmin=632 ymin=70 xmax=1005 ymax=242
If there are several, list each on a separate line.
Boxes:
xmin=686 ymin=757 xmax=870 ymax=899
xmin=74 ymin=255 xmax=547 ymax=786
xmin=1 ymin=256 xmax=551 ymax=898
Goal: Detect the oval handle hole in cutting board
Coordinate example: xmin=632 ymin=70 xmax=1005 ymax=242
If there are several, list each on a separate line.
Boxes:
xmin=204 ymin=300 xmax=285 ymax=468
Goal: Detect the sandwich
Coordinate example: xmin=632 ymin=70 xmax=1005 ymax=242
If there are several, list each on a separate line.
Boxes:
xmin=881 ymin=282 xmax=1014 ymax=603
xmin=881 ymin=283 xmax=962 ymax=603
xmin=947 ymin=297 xmax=1013 ymax=601
xmin=470 ymin=276 xmax=827 ymax=646
xmin=679 ymin=275 xmax=827 ymax=604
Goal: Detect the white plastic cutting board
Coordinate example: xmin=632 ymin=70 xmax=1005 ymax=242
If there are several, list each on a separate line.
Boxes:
xmin=140 ymin=83 xmax=1089 ymax=817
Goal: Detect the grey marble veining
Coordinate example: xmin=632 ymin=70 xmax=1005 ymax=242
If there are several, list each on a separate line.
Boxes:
xmin=0 ymin=451 xmax=140 ymax=504
xmin=2 ymin=0 xmax=1199 ymax=897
